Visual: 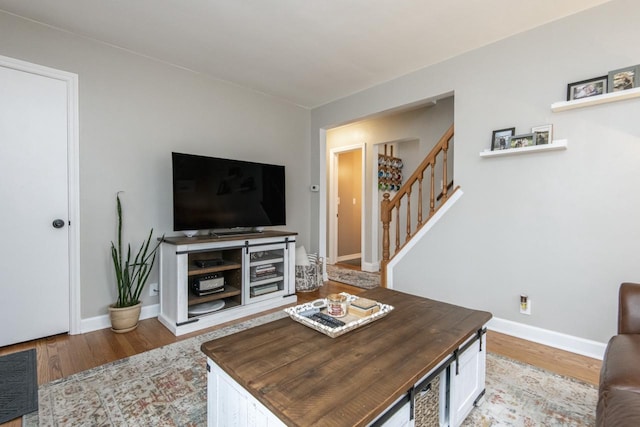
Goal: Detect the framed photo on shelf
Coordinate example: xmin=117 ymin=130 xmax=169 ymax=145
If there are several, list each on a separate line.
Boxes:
xmin=510 ymin=133 xmax=534 ymax=148
xmin=608 ymin=65 xmax=639 ymax=92
xmin=491 ymin=127 xmax=515 ymax=151
xmin=531 ymin=124 xmax=553 ymax=145
xmin=567 ymin=76 xmax=607 ymax=101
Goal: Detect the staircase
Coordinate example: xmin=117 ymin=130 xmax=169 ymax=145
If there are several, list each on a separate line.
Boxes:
xmin=380 ymin=124 xmax=457 ymax=287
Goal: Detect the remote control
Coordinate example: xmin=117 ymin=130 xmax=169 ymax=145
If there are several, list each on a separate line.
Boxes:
xmin=298 ymin=308 xmax=320 ymax=317
xmin=309 ymin=312 xmax=346 ymax=328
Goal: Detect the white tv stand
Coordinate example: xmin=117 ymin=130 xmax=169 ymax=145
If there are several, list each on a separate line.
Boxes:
xmin=158 ymin=230 xmax=297 ymax=335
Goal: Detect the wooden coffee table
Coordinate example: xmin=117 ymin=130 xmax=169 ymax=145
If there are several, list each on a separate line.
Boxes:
xmin=201 ymin=287 xmax=492 ymax=426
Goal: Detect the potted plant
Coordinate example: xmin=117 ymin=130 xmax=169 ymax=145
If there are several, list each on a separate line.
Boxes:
xmin=108 ymin=192 xmax=162 ymax=333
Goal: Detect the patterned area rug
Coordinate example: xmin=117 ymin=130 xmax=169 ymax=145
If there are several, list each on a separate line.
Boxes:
xmin=25 ymin=312 xmax=597 ymax=426
xmin=462 ymin=353 xmax=597 ymax=426
xmin=326 ymin=264 xmax=380 ymax=289
xmin=23 ymin=311 xmax=287 ymax=427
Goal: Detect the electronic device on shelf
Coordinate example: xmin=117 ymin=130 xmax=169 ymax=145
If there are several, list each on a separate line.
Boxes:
xmin=172 ymin=152 xmax=286 ymax=232
xmin=191 ymin=273 xmax=224 ymax=296
xmin=188 ymin=300 xmax=225 ymax=316
xmin=250 ymin=282 xmax=279 ymax=296
xmin=195 ymin=258 xmax=224 ymax=268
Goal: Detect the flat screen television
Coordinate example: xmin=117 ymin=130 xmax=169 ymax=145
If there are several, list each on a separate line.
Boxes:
xmin=172 ymin=152 xmax=286 ymax=232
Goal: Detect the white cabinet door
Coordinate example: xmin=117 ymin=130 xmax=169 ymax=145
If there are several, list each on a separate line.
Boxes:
xmin=449 ymin=333 xmax=486 ymax=427
xmin=207 ymin=359 xmax=285 ymax=427
xmin=244 ymin=242 xmax=290 ymax=304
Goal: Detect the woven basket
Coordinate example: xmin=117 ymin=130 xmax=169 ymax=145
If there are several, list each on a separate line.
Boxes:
xmin=414 ymin=374 xmax=441 ymax=427
xmin=295 ymin=254 xmax=323 ymax=292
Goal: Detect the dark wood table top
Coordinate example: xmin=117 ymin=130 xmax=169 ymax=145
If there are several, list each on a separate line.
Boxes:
xmin=201 ymin=287 xmax=492 ymax=427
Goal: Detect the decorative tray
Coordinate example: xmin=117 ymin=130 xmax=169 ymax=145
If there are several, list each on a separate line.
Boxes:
xmin=284 ymin=293 xmax=394 ymax=338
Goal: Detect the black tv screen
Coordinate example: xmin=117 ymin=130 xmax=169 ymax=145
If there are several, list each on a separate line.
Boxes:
xmin=172 ymin=152 xmax=286 ymax=231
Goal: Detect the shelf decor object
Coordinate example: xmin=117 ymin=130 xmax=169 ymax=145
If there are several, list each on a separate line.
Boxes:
xmin=608 ymin=65 xmax=640 ymax=92
xmin=378 ymin=144 xmax=403 ymax=192
xmin=284 ymin=293 xmax=394 ymax=338
xmin=480 ymin=139 xmax=568 ymax=158
xmin=567 ymin=75 xmax=608 ymax=101
xmin=531 ymin=124 xmax=553 ymax=146
xmin=491 ymin=127 xmax=516 ymax=151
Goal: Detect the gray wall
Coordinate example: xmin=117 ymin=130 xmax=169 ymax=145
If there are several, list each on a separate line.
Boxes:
xmin=311 ymin=0 xmax=640 ymax=343
xmin=0 ymin=12 xmax=311 ymax=319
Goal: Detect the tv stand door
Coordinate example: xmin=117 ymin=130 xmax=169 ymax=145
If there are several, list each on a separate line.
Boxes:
xmin=243 ymin=241 xmax=294 ymax=304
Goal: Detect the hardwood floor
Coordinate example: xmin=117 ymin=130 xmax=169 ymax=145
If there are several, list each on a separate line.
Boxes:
xmin=0 ymin=281 xmax=601 ymax=426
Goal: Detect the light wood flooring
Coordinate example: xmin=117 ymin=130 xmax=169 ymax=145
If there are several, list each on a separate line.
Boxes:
xmin=0 ymin=280 xmax=601 ymax=427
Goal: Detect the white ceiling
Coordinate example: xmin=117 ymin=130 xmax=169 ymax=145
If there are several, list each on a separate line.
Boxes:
xmin=0 ymin=0 xmax=613 ymax=108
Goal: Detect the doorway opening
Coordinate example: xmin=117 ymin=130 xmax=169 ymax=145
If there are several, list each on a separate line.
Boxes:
xmin=328 ymin=144 xmax=365 ymax=268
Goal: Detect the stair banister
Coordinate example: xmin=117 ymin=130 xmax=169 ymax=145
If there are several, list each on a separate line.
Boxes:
xmin=380 ymin=124 xmax=455 ymax=287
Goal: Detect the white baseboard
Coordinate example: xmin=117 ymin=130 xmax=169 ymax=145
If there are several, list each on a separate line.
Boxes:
xmin=79 ymin=305 xmax=607 ymax=363
xmin=336 ymin=253 xmax=361 ymax=262
xmin=79 ymin=304 xmax=160 ymax=334
xmin=361 ymin=261 xmax=379 ymax=273
xmin=488 ymin=316 xmax=607 ymax=360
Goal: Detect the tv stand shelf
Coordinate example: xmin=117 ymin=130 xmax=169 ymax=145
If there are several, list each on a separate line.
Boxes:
xmin=187 ymin=284 xmax=242 ymax=305
xmin=187 ymin=261 xmax=242 ymax=276
xmin=158 ymin=230 xmax=298 ymax=335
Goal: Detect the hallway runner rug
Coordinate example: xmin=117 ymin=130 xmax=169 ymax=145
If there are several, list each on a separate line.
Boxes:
xmin=24 ymin=314 xmax=597 ymax=426
xmin=0 ymin=348 xmax=38 ymax=424
xmin=326 ymin=264 xmax=380 ymax=289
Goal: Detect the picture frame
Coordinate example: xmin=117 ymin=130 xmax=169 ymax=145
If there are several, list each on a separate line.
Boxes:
xmin=608 ymin=65 xmax=639 ymax=92
xmin=509 ymin=133 xmax=534 ymax=148
xmin=567 ymin=76 xmax=607 ymax=101
xmin=491 ymin=127 xmax=515 ymax=151
xmin=531 ymin=124 xmax=553 ymax=145
xmin=608 ymin=65 xmax=640 ymax=92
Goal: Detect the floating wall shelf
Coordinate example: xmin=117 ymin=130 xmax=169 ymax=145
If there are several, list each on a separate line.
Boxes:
xmin=479 ymin=139 xmax=568 ymax=158
xmin=551 ymin=87 xmax=640 ymax=112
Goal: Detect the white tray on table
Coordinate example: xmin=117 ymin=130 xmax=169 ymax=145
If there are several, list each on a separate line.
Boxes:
xmin=284 ymin=292 xmax=394 ymax=338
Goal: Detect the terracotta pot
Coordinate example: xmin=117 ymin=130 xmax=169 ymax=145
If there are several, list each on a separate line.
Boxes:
xmin=108 ymin=302 xmax=142 ymax=333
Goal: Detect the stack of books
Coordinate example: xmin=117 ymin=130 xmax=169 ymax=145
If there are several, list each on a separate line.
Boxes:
xmin=348 ymin=297 xmax=380 ymax=317
xmin=252 ymin=264 xmax=277 ymax=281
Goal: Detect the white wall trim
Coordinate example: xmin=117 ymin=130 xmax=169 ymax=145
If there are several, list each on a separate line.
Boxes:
xmin=386 ymin=189 xmax=463 ymax=289
xmin=80 ymin=304 xmax=160 ymax=334
xmin=488 ymin=317 xmax=607 ymax=360
xmin=0 ymin=54 xmax=81 ymax=335
xmin=319 ymin=128 xmax=328 ymax=281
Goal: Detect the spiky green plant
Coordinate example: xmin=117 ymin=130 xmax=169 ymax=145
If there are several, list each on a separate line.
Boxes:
xmin=110 ymin=192 xmax=162 ymax=308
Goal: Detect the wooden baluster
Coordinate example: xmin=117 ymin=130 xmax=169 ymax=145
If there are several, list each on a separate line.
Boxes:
xmin=442 ymin=139 xmax=449 ymax=200
xmin=381 ymin=193 xmax=391 ymax=287
xmin=417 ymin=172 xmax=423 ymax=226
xmin=395 ymin=201 xmax=401 ymax=253
xmin=430 ymin=159 xmax=436 ymax=215
xmin=406 ymin=188 xmax=412 ymax=241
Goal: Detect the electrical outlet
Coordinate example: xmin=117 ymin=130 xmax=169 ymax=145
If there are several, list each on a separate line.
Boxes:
xmin=520 ymin=295 xmax=531 ymax=315
xmin=149 ymin=282 xmax=159 ymax=296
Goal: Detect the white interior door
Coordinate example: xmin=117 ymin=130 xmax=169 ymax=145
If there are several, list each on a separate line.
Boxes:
xmin=0 ymin=62 xmax=71 ymax=346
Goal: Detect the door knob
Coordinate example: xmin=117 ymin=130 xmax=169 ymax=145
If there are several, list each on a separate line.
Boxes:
xmin=52 ymin=219 xmax=66 ymax=229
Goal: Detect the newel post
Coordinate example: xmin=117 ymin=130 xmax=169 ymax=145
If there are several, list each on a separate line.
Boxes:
xmin=381 ymin=193 xmax=391 ymax=288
